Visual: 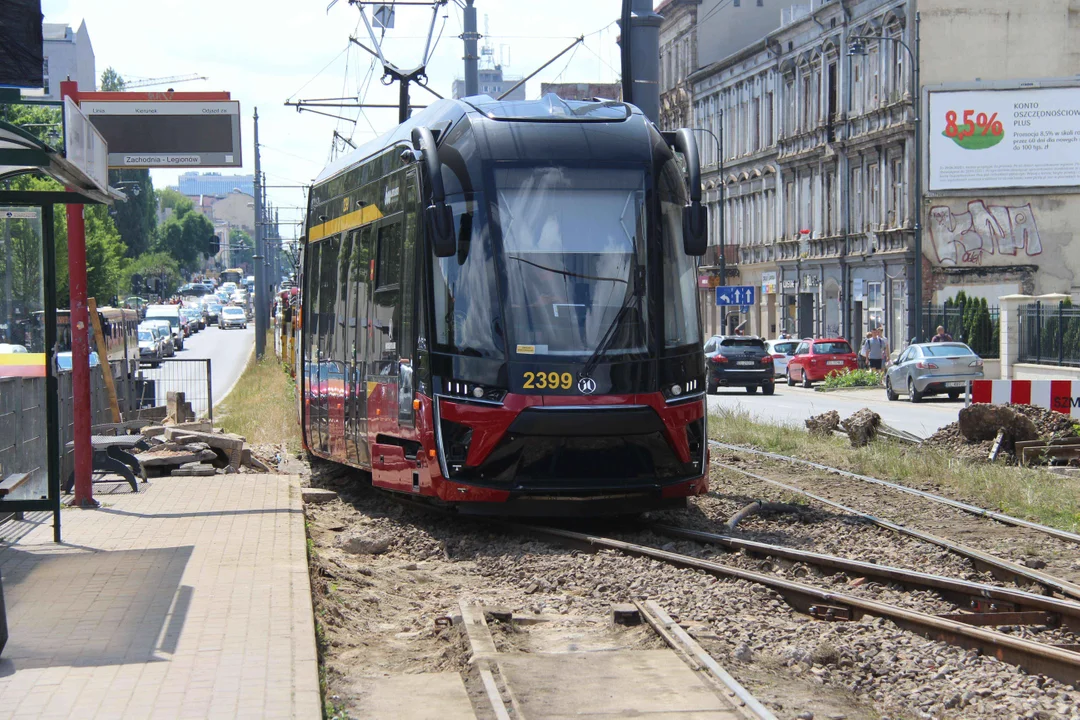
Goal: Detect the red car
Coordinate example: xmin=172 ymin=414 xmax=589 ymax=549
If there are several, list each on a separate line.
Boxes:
xmin=785 ymin=338 xmax=858 ymax=387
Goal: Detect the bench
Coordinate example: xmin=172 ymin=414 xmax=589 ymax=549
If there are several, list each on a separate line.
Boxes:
xmin=63 ymin=435 xmax=151 ymax=494
xmin=0 ymin=472 xmax=33 ymax=498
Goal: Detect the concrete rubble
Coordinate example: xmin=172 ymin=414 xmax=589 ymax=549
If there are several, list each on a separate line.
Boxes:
xmin=132 ymin=418 xmax=279 ymax=478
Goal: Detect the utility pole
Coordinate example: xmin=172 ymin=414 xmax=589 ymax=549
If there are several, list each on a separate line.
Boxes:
xmin=619 ymin=0 xmax=663 ymax=124
xmin=253 ymin=108 xmax=266 ymax=359
xmin=912 ymin=12 xmax=923 ymax=344
xmin=60 ymin=79 xmax=96 ymax=508
xmin=3 ymin=219 xmax=11 ymax=339
xmin=463 ymin=0 xmax=479 ymax=96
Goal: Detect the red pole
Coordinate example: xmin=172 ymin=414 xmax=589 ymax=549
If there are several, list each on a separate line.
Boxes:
xmin=61 ymin=79 xmax=97 ymax=508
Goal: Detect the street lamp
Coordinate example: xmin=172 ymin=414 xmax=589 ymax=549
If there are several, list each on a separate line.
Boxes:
xmin=849 ymin=12 xmax=923 ymax=343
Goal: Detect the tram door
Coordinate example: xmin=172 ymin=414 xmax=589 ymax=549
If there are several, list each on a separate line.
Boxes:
xmin=346 ymin=226 xmax=373 ymax=468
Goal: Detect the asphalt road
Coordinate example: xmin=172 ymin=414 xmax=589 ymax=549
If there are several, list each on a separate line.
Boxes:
xmin=141 ymin=325 xmax=255 ymax=418
xmin=706 ymin=381 xmax=964 ymax=438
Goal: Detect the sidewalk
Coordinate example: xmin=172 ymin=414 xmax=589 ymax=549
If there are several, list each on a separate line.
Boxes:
xmin=0 ymin=474 xmax=320 ymax=719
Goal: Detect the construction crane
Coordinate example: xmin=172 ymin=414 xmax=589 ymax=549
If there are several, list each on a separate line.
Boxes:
xmin=120 ymin=73 xmax=208 ymax=89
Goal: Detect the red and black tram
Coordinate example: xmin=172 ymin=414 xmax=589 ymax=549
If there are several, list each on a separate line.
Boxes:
xmin=299 ymin=94 xmax=709 ymax=514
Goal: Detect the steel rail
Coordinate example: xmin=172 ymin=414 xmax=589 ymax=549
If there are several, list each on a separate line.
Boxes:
xmin=712 ymin=461 xmax=1080 ymax=601
xmin=709 ymin=440 xmax=1080 ymax=546
xmin=652 ymin=524 xmax=1080 ymax=630
xmin=514 ymin=523 xmax=1080 ymax=687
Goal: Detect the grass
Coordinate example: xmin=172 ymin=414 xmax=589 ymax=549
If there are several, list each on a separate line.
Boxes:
xmin=216 ymin=334 xmax=301 ymax=454
xmin=709 ymin=407 xmax=1080 ymax=533
xmin=816 ymin=368 xmax=884 ymax=391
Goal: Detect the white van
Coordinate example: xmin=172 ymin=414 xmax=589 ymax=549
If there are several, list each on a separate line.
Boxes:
xmin=145 ymin=305 xmax=184 ymax=350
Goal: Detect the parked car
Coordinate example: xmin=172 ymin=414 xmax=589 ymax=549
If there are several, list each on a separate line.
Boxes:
xmin=765 ymin=339 xmax=800 ymax=378
xmin=141 ymin=318 xmax=177 ymax=355
xmin=137 ymin=330 xmax=162 ymax=367
xmin=785 ymin=338 xmax=858 ymax=387
xmin=145 ymin=305 xmax=184 ymax=350
xmin=704 ymin=335 xmax=776 ymax=395
xmin=56 ymin=351 xmax=100 ymax=370
xmin=0 ymin=343 xmax=28 ymax=353
xmin=219 ymin=306 xmax=248 ymax=330
xmin=885 ymin=342 xmax=984 ymax=403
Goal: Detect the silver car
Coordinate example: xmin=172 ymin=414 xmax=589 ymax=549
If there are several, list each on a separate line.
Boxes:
xmin=885 ymin=342 xmax=984 ymax=403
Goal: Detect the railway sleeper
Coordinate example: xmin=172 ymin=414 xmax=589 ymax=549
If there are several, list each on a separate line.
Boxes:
xmin=938 ymin=611 xmax=1061 ymax=628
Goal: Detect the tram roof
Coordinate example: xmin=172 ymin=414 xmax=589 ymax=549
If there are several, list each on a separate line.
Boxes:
xmin=314 ymin=94 xmax=647 ymax=186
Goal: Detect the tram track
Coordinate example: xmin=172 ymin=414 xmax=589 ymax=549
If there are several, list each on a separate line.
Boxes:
xmin=510 ymin=522 xmax=1080 ymax=687
xmin=711 ymin=459 xmax=1080 ymax=601
xmin=709 ymin=440 xmax=1080 ymax=546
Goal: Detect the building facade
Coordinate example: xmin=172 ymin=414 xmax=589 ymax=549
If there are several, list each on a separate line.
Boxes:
xmin=41 ymin=22 xmax=95 ymax=99
xmin=540 ymin=82 xmax=621 ymax=102
xmin=657 ymin=0 xmax=701 ymax=131
xmin=691 ymin=0 xmax=919 ymax=347
xmin=452 ymin=66 xmax=525 ymax=101
xmin=177 ymin=172 xmax=255 ymax=197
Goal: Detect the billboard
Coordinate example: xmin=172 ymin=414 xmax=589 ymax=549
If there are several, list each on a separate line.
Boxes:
xmin=928 ymin=85 xmax=1080 ymax=191
xmin=80 ymin=95 xmax=242 ymax=168
xmin=0 ymin=0 xmax=43 ymax=89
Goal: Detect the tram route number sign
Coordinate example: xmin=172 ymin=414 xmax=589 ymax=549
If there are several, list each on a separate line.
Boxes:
xmin=715 ymin=286 xmax=755 ymax=306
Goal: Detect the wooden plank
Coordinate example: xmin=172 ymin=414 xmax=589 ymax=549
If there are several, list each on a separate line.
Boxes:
xmin=88 ymin=298 xmax=122 ymax=423
xmin=0 ymin=473 xmax=32 ymax=497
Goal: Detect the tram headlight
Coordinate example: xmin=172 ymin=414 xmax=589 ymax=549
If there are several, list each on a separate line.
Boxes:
xmin=472 ymin=386 xmax=485 ymax=399
xmin=670 ymin=384 xmax=683 ymax=397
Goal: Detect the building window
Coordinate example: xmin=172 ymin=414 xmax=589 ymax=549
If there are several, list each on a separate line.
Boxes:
xmin=852 ymin=166 xmax=863 ymax=232
xmin=764 ymin=92 xmax=773 ymax=145
xmin=866 ymin=282 xmax=885 ymax=331
xmin=785 ymin=180 xmax=795 ymax=237
xmin=867 ymin=163 xmax=879 ymax=229
xmin=824 ymin=170 xmax=835 ymax=235
xmin=852 ymin=63 xmax=862 ymax=115
xmin=890 ymin=157 xmax=903 ymax=228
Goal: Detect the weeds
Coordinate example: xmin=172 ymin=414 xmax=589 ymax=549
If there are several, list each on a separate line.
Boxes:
xmin=217 ymin=333 xmax=301 ymax=454
xmin=709 ymin=407 xmax=1080 ymax=532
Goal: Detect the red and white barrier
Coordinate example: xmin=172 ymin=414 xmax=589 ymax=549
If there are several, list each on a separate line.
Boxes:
xmin=969 ymin=380 xmax=1080 ymax=418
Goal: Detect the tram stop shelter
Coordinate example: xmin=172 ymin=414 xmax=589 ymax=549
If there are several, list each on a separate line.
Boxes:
xmin=0 ymin=116 xmax=115 ymax=543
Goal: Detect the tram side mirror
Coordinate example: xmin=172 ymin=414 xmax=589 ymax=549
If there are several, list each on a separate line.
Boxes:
xmin=683 ymin=202 xmax=707 ymax=256
xmin=425 ymin=204 xmax=456 ymax=257
xmin=412 ymin=125 xmax=457 ymax=258
xmin=670 ymin=128 xmax=708 ymax=257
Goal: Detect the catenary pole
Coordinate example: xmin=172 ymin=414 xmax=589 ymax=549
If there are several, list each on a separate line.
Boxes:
xmin=254 ymin=108 xmax=266 ymax=359
xmin=463 ymin=0 xmax=479 ymax=96
xmin=60 ymin=79 xmax=96 ymax=508
xmin=912 ymin=12 xmax=923 ymax=343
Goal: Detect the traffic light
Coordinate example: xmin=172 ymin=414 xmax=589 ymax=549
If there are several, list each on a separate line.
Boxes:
xmin=208 ymin=234 xmax=220 ymax=255
xmin=131 ymin=273 xmax=143 ymax=295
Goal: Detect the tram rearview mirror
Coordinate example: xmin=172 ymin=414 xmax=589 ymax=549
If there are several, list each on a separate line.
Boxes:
xmin=426 ymin=204 xmax=456 ymax=257
xmin=683 ymin=201 xmax=707 ymax=256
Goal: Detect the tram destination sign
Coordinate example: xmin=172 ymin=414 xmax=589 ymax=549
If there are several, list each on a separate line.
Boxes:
xmin=715 ymin=285 xmax=756 ymax=306
xmin=79 ymin=92 xmax=242 ymax=168
xmin=928 ymin=84 xmax=1080 ymax=190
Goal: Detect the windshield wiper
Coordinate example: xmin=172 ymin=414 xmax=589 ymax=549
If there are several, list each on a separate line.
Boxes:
xmin=580 ymin=266 xmax=645 ymax=379
xmin=506 ymin=255 xmax=627 ymax=284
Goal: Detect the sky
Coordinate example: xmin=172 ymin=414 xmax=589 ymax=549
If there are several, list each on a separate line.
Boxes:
xmin=41 ymin=0 xmax=629 ymax=240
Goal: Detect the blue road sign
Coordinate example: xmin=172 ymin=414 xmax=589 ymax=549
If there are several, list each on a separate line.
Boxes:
xmin=715 ymin=285 xmax=756 ymax=306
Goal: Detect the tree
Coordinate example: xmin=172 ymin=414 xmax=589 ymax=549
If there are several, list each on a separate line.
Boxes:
xmin=228 ymin=228 xmax=254 ymax=270
xmin=155 ymin=211 xmax=215 ymax=273
xmin=100 ymin=67 xmax=126 ymax=92
xmin=121 ymin=252 xmax=182 ymax=300
xmin=157 ymin=188 xmax=194 ymax=219
xmin=84 ymin=204 xmax=127 ymax=303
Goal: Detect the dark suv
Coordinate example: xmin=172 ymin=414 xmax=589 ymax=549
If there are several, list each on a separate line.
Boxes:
xmin=704 ymin=335 xmax=776 ymax=395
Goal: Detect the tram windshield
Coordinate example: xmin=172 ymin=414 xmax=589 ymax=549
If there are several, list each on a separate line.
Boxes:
xmin=497 ymin=166 xmax=648 ymax=359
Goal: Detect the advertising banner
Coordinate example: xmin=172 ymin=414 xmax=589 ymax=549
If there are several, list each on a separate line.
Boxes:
xmin=928 ymin=86 xmax=1080 ymax=191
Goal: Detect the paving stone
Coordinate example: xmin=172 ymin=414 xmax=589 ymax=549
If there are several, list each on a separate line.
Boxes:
xmin=301 ymin=488 xmax=338 ymax=505
xmin=0 ymin=473 xmax=320 ymax=719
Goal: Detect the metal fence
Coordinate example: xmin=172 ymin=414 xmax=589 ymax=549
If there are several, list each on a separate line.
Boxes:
xmin=136 ymin=358 xmax=214 ymax=421
xmin=920 ymin=302 xmax=1000 ymax=358
xmin=1019 ymin=302 xmax=1080 ymax=367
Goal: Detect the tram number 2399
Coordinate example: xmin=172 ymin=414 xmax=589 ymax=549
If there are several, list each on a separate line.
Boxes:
xmin=522 ymin=371 xmax=575 ymax=391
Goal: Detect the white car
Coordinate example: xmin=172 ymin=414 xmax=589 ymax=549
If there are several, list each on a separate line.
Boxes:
xmin=140 ymin=320 xmax=175 ymax=356
xmin=765 ymin=338 xmax=800 ymax=378
xmin=0 ymin=343 xmax=28 ymax=353
xmin=219 ymin=306 xmax=248 ymax=329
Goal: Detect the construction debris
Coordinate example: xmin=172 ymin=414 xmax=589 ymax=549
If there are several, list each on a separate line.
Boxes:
xmin=841 ymin=408 xmax=881 ymax=448
xmin=805 ymin=410 xmax=841 ymax=437
xmin=925 ymin=403 xmax=1080 ymax=464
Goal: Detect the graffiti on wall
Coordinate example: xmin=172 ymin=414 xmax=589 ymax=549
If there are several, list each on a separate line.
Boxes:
xmin=928 ymin=200 xmax=1043 ymax=265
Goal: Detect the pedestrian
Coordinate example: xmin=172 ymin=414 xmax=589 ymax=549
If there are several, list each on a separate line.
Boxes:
xmin=857 ymin=331 xmax=872 ymax=369
xmin=931 ymin=325 xmax=953 ymax=343
xmin=860 ymin=329 xmax=888 ymax=370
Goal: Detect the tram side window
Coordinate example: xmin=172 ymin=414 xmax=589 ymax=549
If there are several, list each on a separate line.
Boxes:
xmin=305 ymin=242 xmax=321 ymax=362
xmin=319 ymin=237 xmax=339 ymax=362
xmin=351 ymin=227 xmax=372 ymax=369
xmin=372 ymin=221 xmax=402 ymax=374
xmin=659 ymin=157 xmax=702 ymax=349
xmin=400 ymin=171 xmax=419 ymax=362
xmin=337 ymin=231 xmax=354 ymax=364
